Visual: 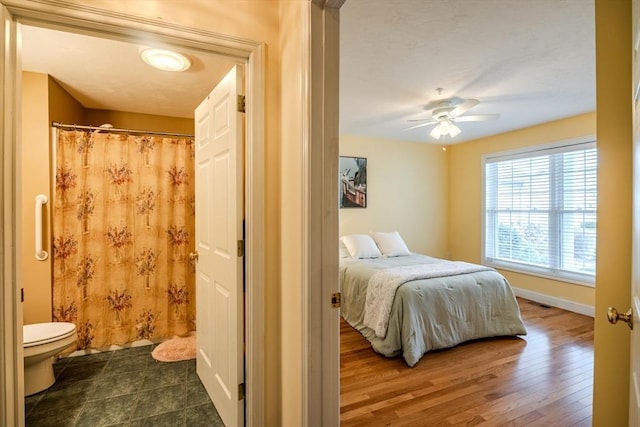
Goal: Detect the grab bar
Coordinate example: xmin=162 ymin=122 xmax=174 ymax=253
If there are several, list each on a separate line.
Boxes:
xmin=35 ymin=194 xmax=48 ymax=261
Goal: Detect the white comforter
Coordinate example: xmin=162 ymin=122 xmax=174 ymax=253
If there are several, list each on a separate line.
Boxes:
xmin=364 ymin=262 xmax=494 ymax=338
xmin=340 ymin=254 xmax=527 ymax=367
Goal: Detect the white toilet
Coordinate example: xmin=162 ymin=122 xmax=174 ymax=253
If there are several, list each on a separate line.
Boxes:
xmin=23 ymin=322 xmax=77 ymax=396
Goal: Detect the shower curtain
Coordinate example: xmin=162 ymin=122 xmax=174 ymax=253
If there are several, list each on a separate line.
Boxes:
xmin=52 ymin=128 xmax=196 ymax=349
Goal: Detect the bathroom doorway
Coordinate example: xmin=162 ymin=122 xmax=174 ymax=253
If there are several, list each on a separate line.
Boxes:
xmin=0 ymin=3 xmax=266 ymax=425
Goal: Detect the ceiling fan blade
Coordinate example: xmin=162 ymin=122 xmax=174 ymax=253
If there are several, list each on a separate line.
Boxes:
xmin=449 ymin=98 xmax=480 ymax=117
xmin=404 ymin=121 xmax=437 ymax=131
xmin=455 ymin=113 xmax=500 ymax=122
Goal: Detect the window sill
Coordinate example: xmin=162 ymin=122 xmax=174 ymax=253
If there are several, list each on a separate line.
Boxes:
xmin=485 ymin=261 xmax=595 ymax=288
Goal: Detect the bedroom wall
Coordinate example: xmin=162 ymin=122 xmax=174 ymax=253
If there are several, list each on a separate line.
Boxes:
xmin=448 ymin=112 xmax=596 ymax=312
xmin=339 ymin=134 xmax=449 ymax=258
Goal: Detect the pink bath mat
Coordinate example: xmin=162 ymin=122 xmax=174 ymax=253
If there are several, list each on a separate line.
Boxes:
xmin=151 ymin=333 xmax=196 ymax=362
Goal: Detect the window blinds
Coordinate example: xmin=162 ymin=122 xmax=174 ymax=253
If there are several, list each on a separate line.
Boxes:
xmin=484 ymin=140 xmax=597 ymax=284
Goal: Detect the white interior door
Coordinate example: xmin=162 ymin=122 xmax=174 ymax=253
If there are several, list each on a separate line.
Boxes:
xmin=194 ymin=65 xmax=244 ymax=427
xmin=631 ymin=1 xmax=640 ymax=424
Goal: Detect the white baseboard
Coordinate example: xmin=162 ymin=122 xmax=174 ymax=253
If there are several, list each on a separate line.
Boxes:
xmin=512 ymin=287 xmax=595 ymax=317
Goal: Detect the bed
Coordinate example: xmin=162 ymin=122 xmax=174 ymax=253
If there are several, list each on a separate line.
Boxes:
xmin=339 ymin=232 xmax=527 ymax=367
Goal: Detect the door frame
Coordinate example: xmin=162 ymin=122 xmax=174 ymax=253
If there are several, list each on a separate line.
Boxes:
xmin=302 ymin=2 xmax=342 ymax=425
xmin=0 ymin=1 xmax=265 ymax=425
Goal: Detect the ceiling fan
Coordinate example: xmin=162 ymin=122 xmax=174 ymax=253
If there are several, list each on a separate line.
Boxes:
xmin=406 ymin=98 xmax=499 ymax=139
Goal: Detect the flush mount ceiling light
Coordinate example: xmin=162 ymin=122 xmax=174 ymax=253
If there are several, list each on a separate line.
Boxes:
xmin=140 ymin=48 xmax=191 ymax=72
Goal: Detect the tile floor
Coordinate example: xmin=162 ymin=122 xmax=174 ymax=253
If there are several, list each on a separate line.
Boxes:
xmin=24 ymin=345 xmax=224 ymax=426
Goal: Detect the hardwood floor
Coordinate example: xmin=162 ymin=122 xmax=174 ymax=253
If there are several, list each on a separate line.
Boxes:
xmin=340 ymin=298 xmax=594 ymax=426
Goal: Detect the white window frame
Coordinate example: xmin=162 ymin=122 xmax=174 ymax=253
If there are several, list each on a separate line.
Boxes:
xmin=481 ymin=135 xmax=597 ymax=287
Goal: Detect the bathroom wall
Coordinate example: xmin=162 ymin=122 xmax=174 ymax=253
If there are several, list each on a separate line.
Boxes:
xmin=22 ymin=72 xmax=54 ymax=324
xmin=22 ymin=73 xmax=86 ymax=324
xmin=48 ymin=76 xmax=85 ymax=125
xmin=21 ymin=71 xmax=195 ymax=325
xmin=85 ymin=109 xmax=193 ymax=134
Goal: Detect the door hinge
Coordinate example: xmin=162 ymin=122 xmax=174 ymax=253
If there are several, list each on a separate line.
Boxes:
xmin=238 ymin=382 xmax=245 ymax=400
xmin=237 ymin=239 xmax=245 ymax=257
xmin=21 ymin=288 xmax=24 ymax=303
xmin=331 ymin=292 xmax=341 ymax=308
xmin=237 ymin=94 xmax=246 ymax=113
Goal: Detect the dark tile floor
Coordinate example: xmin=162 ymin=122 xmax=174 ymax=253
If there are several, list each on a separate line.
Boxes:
xmin=24 ymin=345 xmax=224 ymax=426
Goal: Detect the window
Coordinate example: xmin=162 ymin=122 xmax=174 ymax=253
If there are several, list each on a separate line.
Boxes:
xmin=483 ymin=137 xmax=597 ymax=285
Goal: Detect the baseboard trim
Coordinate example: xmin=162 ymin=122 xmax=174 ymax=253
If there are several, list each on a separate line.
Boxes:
xmin=512 ymin=287 xmax=595 ymax=317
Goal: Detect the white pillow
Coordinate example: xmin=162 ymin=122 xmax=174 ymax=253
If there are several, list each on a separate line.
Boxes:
xmin=339 ymin=240 xmax=351 ymax=258
xmin=370 ymin=231 xmax=411 ymax=257
xmin=340 ymin=234 xmax=381 ymax=259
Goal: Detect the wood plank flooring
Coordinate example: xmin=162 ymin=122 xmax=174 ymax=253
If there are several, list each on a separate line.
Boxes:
xmin=340 ymin=298 xmax=594 ymax=426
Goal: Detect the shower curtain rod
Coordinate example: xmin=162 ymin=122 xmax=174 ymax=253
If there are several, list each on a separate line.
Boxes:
xmin=51 ymin=122 xmax=194 ymax=138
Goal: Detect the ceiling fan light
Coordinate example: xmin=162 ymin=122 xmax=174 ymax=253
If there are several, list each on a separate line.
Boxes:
xmin=140 ymin=48 xmax=191 ymax=72
xmin=449 ymin=123 xmax=461 ymax=138
xmin=430 ymin=118 xmax=461 ymax=140
xmin=430 ymin=126 xmax=443 ymax=139
xmin=438 ymin=119 xmax=451 ymax=134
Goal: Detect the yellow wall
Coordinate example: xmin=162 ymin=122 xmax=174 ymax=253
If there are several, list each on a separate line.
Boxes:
xmin=22 ymin=74 xmax=86 ymax=325
xmin=279 ymin=1 xmax=302 ymax=423
xmin=340 ymin=135 xmax=449 ymax=258
xmin=21 ymin=72 xmax=53 ymax=324
xmin=593 ymin=0 xmax=632 ymax=424
xmin=448 ymin=112 xmax=596 ymax=307
xmin=84 ymin=109 xmax=193 ymax=134
xmin=48 ymin=76 xmax=84 ymax=125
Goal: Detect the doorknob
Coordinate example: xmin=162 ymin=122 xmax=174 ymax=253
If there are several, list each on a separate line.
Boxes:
xmin=189 ymin=251 xmax=199 ymax=263
xmin=607 ymin=306 xmax=633 ymax=330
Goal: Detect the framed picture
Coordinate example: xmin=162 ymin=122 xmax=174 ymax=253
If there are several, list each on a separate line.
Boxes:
xmin=339 ymin=156 xmax=367 ymax=208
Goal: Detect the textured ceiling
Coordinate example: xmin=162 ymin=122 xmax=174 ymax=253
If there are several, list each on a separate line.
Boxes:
xmin=340 ymin=0 xmax=596 ymax=144
xmin=21 ymin=1 xmax=595 ymax=144
xmin=21 ymin=25 xmax=235 ymax=119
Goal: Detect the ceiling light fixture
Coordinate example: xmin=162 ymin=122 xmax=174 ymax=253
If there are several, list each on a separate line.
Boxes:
xmin=140 ymin=48 xmax=191 ymax=72
xmin=430 ymin=117 xmax=461 ymax=139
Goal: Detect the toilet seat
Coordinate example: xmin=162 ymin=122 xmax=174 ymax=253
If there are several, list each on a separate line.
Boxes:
xmin=24 ymin=322 xmax=76 ymax=348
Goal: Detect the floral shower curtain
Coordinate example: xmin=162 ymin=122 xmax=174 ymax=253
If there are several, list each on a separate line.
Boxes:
xmin=52 ymin=129 xmax=196 ymax=349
